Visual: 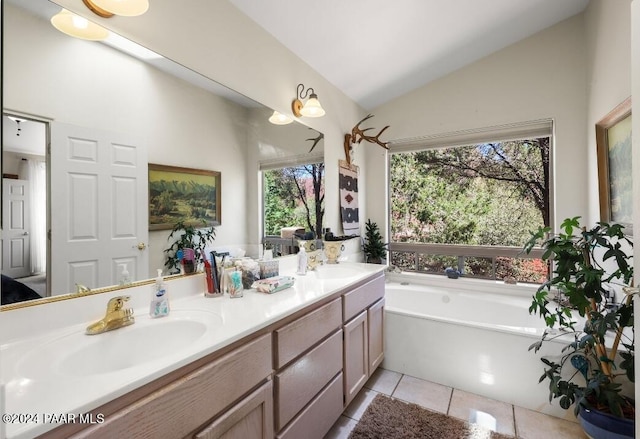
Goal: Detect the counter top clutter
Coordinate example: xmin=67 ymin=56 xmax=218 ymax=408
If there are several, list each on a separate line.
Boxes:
xmin=0 ymin=262 xmax=385 ymax=439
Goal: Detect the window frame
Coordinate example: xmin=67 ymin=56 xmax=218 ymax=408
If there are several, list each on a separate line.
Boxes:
xmin=386 ymin=119 xmax=554 ymax=281
xmin=259 ymin=156 xmax=325 ymax=252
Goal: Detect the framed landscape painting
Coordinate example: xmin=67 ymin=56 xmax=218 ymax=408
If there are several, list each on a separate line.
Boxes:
xmin=596 ymin=97 xmax=632 ymax=235
xmin=148 ymin=164 xmax=221 ymax=230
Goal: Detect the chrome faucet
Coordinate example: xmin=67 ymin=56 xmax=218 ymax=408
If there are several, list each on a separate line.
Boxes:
xmin=86 ymin=295 xmax=135 ymax=335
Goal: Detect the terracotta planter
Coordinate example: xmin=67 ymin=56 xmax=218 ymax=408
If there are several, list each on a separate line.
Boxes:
xmin=578 ymin=405 xmax=634 ymax=439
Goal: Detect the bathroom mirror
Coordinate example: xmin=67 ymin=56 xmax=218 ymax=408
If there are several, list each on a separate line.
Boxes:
xmin=1 ymin=0 xmax=323 ymax=309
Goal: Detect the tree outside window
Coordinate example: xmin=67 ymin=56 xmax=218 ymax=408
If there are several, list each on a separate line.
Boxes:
xmin=263 ymin=162 xmax=325 ymax=237
xmin=390 ymin=137 xmax=550 ymax=282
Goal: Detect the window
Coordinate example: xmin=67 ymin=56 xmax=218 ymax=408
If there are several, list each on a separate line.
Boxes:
xmin=388 ymin=121 xmax=552 ymax=283
xmin=262 ymin=162 xmax=324 ymax=253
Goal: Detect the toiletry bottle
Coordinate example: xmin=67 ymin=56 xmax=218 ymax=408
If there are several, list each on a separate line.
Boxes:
xmin=150 ymin=269 xmax=170 ymax=318
xmin=119 ymin=263 xmax=131 ymax=286
xmin=297 ymin=245 xmax=308 ymax=275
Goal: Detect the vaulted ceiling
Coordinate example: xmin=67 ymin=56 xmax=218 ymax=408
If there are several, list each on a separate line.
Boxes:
xmin=228 ymin=0 xmax=590 ymax=109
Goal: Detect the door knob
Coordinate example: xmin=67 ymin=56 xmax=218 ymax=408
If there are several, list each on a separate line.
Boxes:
xmin=23 ymin=232 xmax=29 ymax=235
xmin=137 ymin=242 xmax=147 ymax=250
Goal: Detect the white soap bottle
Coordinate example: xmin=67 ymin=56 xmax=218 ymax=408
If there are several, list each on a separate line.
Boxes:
xmin=119 ymin=263 xmax=131 ymax=286
xmin=150 ymin=269 xmax=170 ymax=318
xmin=297 ymin=245 xmax=308 ymax=275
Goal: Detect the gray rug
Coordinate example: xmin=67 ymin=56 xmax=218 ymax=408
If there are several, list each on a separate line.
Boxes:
xmin=349 ymin=394 xmax=516 ymax=439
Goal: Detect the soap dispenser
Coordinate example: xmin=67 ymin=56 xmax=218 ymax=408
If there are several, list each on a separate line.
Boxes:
xmin=119 ymin=263 xmax=131 ymax=286
xmin=297 ymin=245 xmax=308 ymax=275
xmin=150 ymin=269 xmax=170 ymax=318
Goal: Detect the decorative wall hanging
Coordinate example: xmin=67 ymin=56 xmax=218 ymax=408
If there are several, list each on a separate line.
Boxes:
xmin=596 ymin=97 xmax=632 ymax=234
xmin=343 ymin=114 xmax=390 ymax=165
xmin=339 ymin=160 xmax=360 ymax=236
xmin=148 ymin=164 xmax=221 ymax=230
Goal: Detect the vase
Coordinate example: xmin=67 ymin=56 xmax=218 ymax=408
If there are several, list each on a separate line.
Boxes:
xmin=578 ymin=405 xmax=634 ymax=439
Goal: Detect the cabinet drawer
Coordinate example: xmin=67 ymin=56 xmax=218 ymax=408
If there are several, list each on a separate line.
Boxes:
xmin=274 ymin=298 xmax=342 ymax=369
xmin=71 ymin=334 xmax=272 ymax=439
xmin=276 ymin=372 xmax=343 ymax=439
xmin=343 ymin=274 xmax=384 ymax=322
xmin=274 ymin=329 xmax=342 ymax=431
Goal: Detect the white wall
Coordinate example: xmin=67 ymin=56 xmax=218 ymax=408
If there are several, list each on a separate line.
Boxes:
xmin=369 ymin=3 xmax=632 ymax=240
xmin=4 ymin=3 xmax=250 ymax=278
xmin=368 ymin=14 xmax=588 ymax=237
xmin=51 ymin=0 xmax=369 ymax=236
xmin=585 ymin=0 xmax=632 ymax=225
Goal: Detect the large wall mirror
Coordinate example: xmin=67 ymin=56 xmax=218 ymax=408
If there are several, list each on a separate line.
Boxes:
xmin=2 ymin=0 xmax=323 ymax=309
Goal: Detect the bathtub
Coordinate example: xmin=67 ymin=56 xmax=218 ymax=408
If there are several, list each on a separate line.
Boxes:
xmin=382 ymin=274 xmax=578 ymax=420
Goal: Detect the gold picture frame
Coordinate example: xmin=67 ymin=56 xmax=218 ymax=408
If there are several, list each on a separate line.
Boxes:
xmin=148 ymin=164 xmax=221 ymax=230
xmin=596 ymin=97 xmax=632 ymax=234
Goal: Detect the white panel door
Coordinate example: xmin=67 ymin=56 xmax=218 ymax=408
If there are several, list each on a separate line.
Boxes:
xmin=50 ymin=123 xmax=148 ymax=295
xmin=2 ymin=178 xmax=31 ymax=278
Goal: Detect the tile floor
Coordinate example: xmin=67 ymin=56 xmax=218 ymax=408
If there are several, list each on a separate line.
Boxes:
xmin=324 ymin=368 xmax=587 ymax=439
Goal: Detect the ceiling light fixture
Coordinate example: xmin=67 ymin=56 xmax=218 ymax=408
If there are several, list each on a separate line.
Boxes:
xmin=84 ymin=0 xmax=149 ymax=17
xmin=292 ymin=83 xmax=325 ymax=118
xmin=50 ymin=9 xmax=109 ymax=41
xmin=268 ymin=111 xmax=293 ymax=125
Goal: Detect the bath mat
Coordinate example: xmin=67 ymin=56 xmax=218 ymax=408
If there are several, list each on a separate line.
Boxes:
xmin=348 ymin=394 xmax=516 ymax=439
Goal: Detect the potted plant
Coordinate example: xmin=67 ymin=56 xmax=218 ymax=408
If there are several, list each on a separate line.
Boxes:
xmin=523 ymin=217 xmax=635 ymax=438
xmin=363 ymin=219 xmax=387 ymax=264
xmin=164 ymin=220 xmax=216 ymax=273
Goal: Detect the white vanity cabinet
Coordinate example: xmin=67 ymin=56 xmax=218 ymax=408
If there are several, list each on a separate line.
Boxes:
xmin=34 ymin=269 xmax=385 ymax=439
xmin=47 ymin=334 xmax=273 ymax=439
xmin=342 ymin=275 xmax=385 ymax=406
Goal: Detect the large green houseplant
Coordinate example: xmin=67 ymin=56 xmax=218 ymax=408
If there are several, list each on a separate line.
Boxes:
xmin=524 ymin=217 xmax=634 ymax=433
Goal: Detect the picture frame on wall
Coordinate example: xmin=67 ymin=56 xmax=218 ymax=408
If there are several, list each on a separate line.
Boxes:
xmin=596 ymin=97 xmax=632 ymax=235
xmin=148 ymin=164 xmax=221 ymax=230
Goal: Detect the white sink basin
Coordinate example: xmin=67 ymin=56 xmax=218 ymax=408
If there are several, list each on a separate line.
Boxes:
xmin=17 ymin=310 xmax=221 ymax=378
xmin=314 ymin=264 xmax=367 ymax=280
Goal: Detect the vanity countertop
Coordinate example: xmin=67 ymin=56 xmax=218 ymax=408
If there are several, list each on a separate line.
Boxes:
xmin=0 ymin=263 xmax=385 ymax=439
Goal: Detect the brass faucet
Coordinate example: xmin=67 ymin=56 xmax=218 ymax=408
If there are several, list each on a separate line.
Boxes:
xmin=86 ymin=295 xmax=135 ymax=335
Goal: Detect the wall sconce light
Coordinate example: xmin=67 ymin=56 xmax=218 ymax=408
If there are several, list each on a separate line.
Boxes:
xmin=291 ymin=83 xmax=325 ymax=118
xmin=268 ymin=111 xmax=293 ymax=125
xmin=51 ymin=0 xmax=148 ymax=41
xmin=51 ymin=9 xmax=110 ymax=41
xmin=83 ymin=0 xmax=149 ymax=17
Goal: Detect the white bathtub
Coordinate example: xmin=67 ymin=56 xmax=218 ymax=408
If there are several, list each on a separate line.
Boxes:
xmin=382 ymin=274 xmax=577 ymax=420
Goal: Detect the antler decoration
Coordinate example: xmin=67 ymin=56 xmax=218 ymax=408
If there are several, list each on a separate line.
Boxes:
xmin=344 ymin=114 xmax=390 ymax=164
xmin=307 ymin=131 xmax=325 ymax=153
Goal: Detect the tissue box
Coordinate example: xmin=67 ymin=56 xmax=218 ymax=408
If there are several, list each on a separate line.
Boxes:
xmin=252 ymin=276 xmax=295 ymax=294
xmin=259 ymin=260 xmax=279 ymax=279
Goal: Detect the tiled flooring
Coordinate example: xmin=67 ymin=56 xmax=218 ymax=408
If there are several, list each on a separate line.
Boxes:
xmin=324 ymin=368 xmax=587 ymax=439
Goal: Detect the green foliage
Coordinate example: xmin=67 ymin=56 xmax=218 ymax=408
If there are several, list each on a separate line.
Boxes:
xmin=263 ymin=164 xmax=325 ymax=236
xmin=390 ymin=141 xmax=548 ymax=281
xmin=524 ymin=217 xmax=634 ymax=418
xmin=164 ymin=220 xmax=216 ymax=273
xmin=363 ymin=219 xmax=387 ymax=263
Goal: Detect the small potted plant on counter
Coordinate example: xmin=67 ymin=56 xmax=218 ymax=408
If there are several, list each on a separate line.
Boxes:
xmin=363 ymin=219 xmax=387 ymax=264
xmin=164 ymin=220 xmax=216 ymax=274
xmin=523 ymin=217 xmax=635 ymax=438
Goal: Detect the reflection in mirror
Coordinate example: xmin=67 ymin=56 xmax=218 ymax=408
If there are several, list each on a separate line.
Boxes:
xmin=2 ymin=0 xmax=323 ymax=309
